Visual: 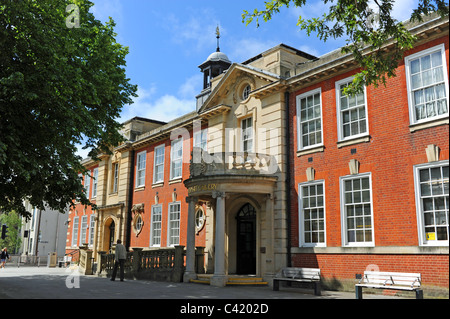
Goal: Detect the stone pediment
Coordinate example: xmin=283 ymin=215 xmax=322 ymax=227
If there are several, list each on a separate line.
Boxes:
xmin=197 ymin=63 xmax=281 ymax=115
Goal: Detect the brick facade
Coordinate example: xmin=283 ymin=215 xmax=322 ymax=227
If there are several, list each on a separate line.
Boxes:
xmin=66 ymin=163 xmax=98 ymax=261
xmin=64 ymin=15 xmax=448 ymax=292
xmin=289 ymin=35 xmax=449 ymax=289
xmin=130 ymin=133 xmax=207 ymax=249
xmin=292 ymin=253 xmax=449 ymax=288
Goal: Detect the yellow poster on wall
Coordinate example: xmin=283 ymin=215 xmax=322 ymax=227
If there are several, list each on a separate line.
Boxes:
xmin=426 ymin=232 xmax=436 ymax=240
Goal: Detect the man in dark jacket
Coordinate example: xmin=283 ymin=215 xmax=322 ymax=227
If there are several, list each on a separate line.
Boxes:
xmin=110 ymin=240 xmax=127 ymax=281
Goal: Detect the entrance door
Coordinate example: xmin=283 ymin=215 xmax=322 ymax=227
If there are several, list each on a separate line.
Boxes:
xmin=236 ymin=203 xmax=256 ymax=274
xmin=108 ymin=220 xmax=115 ymax=251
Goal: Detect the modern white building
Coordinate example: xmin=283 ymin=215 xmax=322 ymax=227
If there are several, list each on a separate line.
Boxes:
xmin=19 ymin=200 xmax=69 ymax=258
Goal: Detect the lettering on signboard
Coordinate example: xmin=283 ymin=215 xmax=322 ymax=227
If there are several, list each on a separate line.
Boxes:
xmin=188 ymin=184 xmax=217 ymax=194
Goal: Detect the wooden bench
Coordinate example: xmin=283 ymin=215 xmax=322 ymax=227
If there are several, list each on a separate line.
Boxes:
xmin=355 ymin=271 xmax=423 ymax=299
xmin=273 ymin=267 xmax=321 ymax=296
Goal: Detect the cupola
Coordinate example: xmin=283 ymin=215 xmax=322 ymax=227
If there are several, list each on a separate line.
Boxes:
xmin=198 ymin=26 xmax=231 ymax=90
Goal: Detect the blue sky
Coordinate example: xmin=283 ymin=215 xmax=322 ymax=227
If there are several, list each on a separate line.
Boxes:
xmin=78 ymin=0 xmax=419 ymax=158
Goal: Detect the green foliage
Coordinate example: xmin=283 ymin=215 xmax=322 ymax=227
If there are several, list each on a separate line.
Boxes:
xmin=0 ymin=211 xmax=22 ymax=253
xmin=0 ymin=0 xmax=138 ymax=218
xmin=243 ymin=0 xmax=448 ymax=95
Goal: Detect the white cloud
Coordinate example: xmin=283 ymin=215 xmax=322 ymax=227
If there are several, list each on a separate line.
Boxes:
xmin=391 ymin=0 xmax=418 ymax=22
xmin=290 ymin=0 xmax=418 ymax=26
xmin=164 ymin=10 xmax=220 ymax=53
xmin=297 ymin=45 xmax=320 ymax=58
xmin=75 ymin=143 xmax=90 ymax=160
xmin=90 ymin=0 xmax=123 ymax=23
xmin=288 ymin=1 xmax=332 ymax=22
xmin=119 ymin=77 xmax=197 ymax=124
xmin=178 ymin=74 xmax=203 ymax=99
xmin=366 ymin=0 xmax=418 ymax=23
xmin=124 ymin=93 xmax=195 ymax=123
xmin=229 ymin=38 xmax=278 ymax=63
xmin=75 ymin=69 xmax=200 ymax=159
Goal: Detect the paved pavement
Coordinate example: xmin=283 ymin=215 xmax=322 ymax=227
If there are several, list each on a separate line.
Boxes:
xmin=0 ymin=266 xmax=415 ymax=317
xmin=0 ymin=265 xmax=406 ymax=300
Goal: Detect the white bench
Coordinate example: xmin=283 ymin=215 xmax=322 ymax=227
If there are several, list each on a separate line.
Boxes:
xmin=273 ymin=267 xmax=321 ymax=296
xmin=355 ymin=271 xmax=423 ymax=299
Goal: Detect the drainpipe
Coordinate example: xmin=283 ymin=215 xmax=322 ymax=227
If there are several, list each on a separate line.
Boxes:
xmin=35 ymin=209 xmax=42 ymax=257
xmin=125 ymin=149 xmax=135 ymax=252
xmin=284 ymin=91 xmax=292 ymax=267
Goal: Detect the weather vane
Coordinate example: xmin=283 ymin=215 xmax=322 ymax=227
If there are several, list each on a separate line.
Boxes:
xmin=216 ymin=25 xmax=220 ymax=52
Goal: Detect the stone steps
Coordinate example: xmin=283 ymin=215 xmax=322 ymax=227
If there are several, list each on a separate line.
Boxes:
xmin=190 ymin=274 xmax=268 ymax=286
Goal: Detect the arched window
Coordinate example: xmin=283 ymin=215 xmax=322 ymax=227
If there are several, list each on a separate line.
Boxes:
xmin=242 ymin=84 xmax=251 ymax=100
xmin=195 ymin=207 xmax=206 ymax=233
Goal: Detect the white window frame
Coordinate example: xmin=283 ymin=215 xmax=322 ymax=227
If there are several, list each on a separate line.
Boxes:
xmin=194 ymin=129 xmax=208 ymax=151
xmin=135 ymin=214 xmax=143 ymax=234
xmin=195 ymin=207 xmax=206 ymax=233
xmin=89 ymin=215 xmax=95 ymax=246
xmin=150 ymin=204 xmax=162 ymax=247
xmin=167 ymin=202 xmax=181 ymax=246
xmin=92 ymin=168 xmax=98 ymax=198
xmin=298 ymin=180 xmax=327 ymax=247
xmin=242 ymin=84 xmax=251 ymax=101
xmin=296 ymin=88 xmax=324 ymax=151
xmin=405 ymin=44 xmax=449 ymax=126
xmin=84 ymin=173 xmax=90 ymax=198
xmin=71 ymin=216 xmax=79 ymax=247
xmin=153 ymin=144 xmax=165 ymax=184
xmin=170 ymin=138 xmax=183 ymax=180
xmin=31 ymin=207 xmax=37 ymax=230
xmin=112 ymin=162 xmax=119 ymax=193
xmin=241 ymin=117 xmax=254 ymax=153
xmin=136 ymin=151 xmax=146 ymax=187
xmin=336 ymin=76 xmax=369 ymax=142
xmin=340 ymin=172 xmax=375 ymax=247
xmin=413 ymin=160 xmax=449 ymax=247
xmin=80 ymin=215 xmax=88 ymax=244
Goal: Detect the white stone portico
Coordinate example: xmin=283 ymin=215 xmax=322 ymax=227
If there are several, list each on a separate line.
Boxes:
xmin=183 ymin=158 xmax=277 ymax=286
xmin=182 ymin=42 xmax=317 ymax=286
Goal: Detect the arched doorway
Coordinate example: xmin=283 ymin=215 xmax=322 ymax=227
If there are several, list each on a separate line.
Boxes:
xmin=103 ymin=218 xmax=116 ymax=252
xmin=236 ymin=203 xmax=256 ymax=274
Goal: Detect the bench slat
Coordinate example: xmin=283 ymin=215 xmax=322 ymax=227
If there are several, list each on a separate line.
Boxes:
xmin=280 ymin=267 xmax=320 ymax=280
xmin=360 ymin=271 xmax=421 ymax=288
xmin=274 ymin=267 xmax=322 ymax=296
xmin=356 ymin=271 xmax=423 ymax=299
xmin=275 ymin=278 xmax=317 ymax=283
xmin=355 ymin=284 xmax=419 ymax=291
xmin=362 ymin=277 xmax=421 ymax=284
xmin=364 ymin=271 xmax=421 ymax=277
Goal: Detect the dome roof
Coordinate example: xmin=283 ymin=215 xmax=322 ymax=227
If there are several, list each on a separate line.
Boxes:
xmin=206 ymin=51 xmax=231 ymax=64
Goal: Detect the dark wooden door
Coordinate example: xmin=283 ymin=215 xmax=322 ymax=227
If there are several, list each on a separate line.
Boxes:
xmin=236 ymin=204 xmax=256 ymax=274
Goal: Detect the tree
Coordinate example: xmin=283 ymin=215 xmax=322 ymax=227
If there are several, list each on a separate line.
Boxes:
xmin=242 ymin=0 xmax=448 ymax=95
xmin=0 ymin=211 xmax=22 ymax=253
xmin=0 ymin=0 xmax=137 ymax=218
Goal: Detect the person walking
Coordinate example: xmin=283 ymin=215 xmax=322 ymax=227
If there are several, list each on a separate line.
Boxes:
xmin=1 ymin=247 xmax=10 ymax=269
xmin=110 ymin=239 xmax=127 ymax=281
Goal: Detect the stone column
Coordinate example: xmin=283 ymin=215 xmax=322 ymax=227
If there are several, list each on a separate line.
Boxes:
xmin=264 ymin=194 xmax=275 ymax=283
xmin=183 ymin=196 xmax=198 ymax=283
xmin=211 ymin=191 xmax=227 ymax=287
xmin=96 ymin=251 xmax=106 ymax=276
xmin=174 ymin=245 xmax=185 ymax=283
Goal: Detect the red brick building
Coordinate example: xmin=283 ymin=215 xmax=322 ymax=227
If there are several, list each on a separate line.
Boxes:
xmin=65 ymin=14 xmax=448 ymax=294
xmin=66 ymin=160 xmax=99 ymax=261
xmin=128 ymin=112 xmax=207 ymax=251
xmin=288 ymin=16 xmax=448 ymax=291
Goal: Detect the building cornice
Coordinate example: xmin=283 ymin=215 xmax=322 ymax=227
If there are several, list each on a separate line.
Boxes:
xmin=130 ymin=111 xmax=199 ymax=149
xmin=286 ymin=14 xmax=449 ymax=92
